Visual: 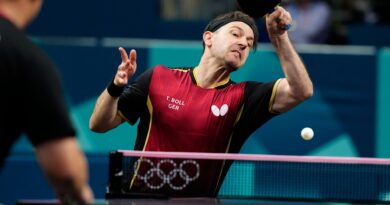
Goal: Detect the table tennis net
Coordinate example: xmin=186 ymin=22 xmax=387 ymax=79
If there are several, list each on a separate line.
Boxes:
xmin=106 ymin=150 xmax=390 ymax=204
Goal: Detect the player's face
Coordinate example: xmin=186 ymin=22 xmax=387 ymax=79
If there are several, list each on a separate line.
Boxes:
xmin=211 ymin=22 xmax=254 ymax=70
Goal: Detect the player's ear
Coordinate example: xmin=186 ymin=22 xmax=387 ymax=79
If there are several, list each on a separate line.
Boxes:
xmin=203 ymin=31 xmax=213 ymax=48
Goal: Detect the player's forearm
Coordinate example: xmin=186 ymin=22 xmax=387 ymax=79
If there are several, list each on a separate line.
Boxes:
xmin=272 ymin=35 xmax=313 ymax=100
xmin=89 ymin=90 xmax=121 ymax=132
xmin=36 ymin=138 xmax=94 ymax=205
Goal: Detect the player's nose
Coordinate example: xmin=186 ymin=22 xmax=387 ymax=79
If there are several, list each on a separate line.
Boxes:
xmin=238 ymin=40 xmax=247 ymax=50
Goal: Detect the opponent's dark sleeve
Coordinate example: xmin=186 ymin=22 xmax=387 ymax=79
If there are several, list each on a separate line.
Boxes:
xmin=21 ymin=45 xmax=76 ymax=146
xmin=117 ymin=68 xmax=154 ymax=125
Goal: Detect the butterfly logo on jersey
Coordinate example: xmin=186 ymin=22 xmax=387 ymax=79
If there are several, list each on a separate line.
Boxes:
xmin=211 ymin=104 xmax=229 ymax=117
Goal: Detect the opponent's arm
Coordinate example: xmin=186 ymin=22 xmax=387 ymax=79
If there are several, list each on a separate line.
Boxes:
xmin=89 ymin=47 xmax=137 ymax=132
xmin=266 ymin=6 xmax=313 ymax=113
xmin=36 ymin=137 xmax=93 ymax=205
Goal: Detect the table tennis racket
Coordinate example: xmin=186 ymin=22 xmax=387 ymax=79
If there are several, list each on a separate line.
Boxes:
xmin=237 ymin=0 xmax=282 ymax=19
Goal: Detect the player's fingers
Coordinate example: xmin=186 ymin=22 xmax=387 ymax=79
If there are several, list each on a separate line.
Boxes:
xmin=129 ymin=49 xmax=137 ymax=65
xmin=277 ymin=10 xmax=292 ymax=31
xmin=275 ymin=6 xmax=289 ymax=24
xmin=118 ymin=71 xmax=127 ymax=79
xmin=285 ymin=10 xmax=292 ymax=21
xmin=118 ymin=47 xmax=129 ymax=63
xmin=115 ymin=70 xmax=128 ymax=86
xmin=126 ymin=59 xmax=131 ymax=66
xmin=267 ymin=6 xmax=283 ymax=22
xmin=127 ymin=60 xmax=137 ymax=76
xmin=279 ymin=9 xmax=291 ymax=23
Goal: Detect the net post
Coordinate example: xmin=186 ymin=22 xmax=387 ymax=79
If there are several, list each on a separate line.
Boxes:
xmin=107 ymin=150 xmax=123 ymax=195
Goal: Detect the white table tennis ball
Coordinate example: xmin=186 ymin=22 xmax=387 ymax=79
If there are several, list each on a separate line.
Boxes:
xmin=301 ymin=127 xmax=314 ymax=140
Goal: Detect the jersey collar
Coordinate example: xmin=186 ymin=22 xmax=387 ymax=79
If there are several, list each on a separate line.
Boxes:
xmin=190 ymin=67 xmax=234 ymax=89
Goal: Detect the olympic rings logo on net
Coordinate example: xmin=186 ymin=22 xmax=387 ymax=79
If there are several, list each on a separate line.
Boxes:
xmin=133 ymin=158 xmax=200 ymax=190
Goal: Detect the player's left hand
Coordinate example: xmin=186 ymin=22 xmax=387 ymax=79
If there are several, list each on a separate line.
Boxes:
xmin=265 ymin=6 xmax=292 ymax=38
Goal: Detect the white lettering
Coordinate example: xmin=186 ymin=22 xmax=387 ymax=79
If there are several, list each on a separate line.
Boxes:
xmin=168 ymin=104 xmax=180 ymax=110
xmin=166 ymin=96 xmax=185 ymax=109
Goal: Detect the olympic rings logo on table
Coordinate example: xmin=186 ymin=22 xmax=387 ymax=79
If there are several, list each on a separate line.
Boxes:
xmin=133 ymin=158 xmax=200 ymax=190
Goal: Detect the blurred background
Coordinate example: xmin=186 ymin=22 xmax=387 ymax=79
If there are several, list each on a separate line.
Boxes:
xmin=1 ymin=0 xmax=390 ymax=204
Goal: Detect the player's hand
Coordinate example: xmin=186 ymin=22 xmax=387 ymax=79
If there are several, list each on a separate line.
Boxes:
xmin=265 ymin=6 xmax=292 ymax=38
xmin=114 ymin=47 xmax=137 ymax=87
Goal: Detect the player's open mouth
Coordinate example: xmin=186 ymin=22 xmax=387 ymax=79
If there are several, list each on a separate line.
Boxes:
xmin=232 ymin=50 xmax=241 ymax=59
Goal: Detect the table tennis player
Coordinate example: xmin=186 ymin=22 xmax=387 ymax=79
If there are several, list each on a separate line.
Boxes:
xmin=0 ymin=0 xmax=93 ymax=204
xmin=90 ymin=7 xmax=313 ymax=196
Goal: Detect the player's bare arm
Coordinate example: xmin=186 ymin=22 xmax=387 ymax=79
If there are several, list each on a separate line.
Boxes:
xmin=266 ymin=7 xmax=313 ymax=113
xmin=89 ymin=47 xmax=137 ymax=132
xmin=35 ymin=137 xmax=94 ymax=204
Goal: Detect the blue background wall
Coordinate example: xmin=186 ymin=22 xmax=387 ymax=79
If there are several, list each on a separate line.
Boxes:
xmin=1 ymin=1 xmax=390 ymax=204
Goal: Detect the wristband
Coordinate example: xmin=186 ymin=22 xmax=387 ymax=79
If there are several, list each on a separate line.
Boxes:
xmin=107 ymin=78 xmax=125 ymax=97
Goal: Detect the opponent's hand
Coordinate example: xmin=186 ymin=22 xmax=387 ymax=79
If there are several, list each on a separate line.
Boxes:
xmin=114 ymin=47 xmax=137 ymax=87
xmin=265 ymin=6 xmax=292 ymax=38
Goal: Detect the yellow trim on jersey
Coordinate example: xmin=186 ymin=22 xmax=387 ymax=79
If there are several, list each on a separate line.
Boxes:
xmin=268 ymin=78 xmax=282 ymax=114
xmin=129 ymin=96 xmax=154 ymax=190
xmin=193 ymin=67 xmax=230 ymax=88
xmin=171 ymin=68 xmax=190 ymax=72
xmin=213 ymin=104 xmax=245 ymax=195
xmin=142 ymin=96 xmax=154 ymax=151
xmin=117 ymin=111 xmax=131 ymax=124
xmin=211 ymin=78 xmax=231 ymax=89
xmin=193 ymin=67 xmax=199 ymax=85
xmin=234 ymin=105 xmax=245 ymax=125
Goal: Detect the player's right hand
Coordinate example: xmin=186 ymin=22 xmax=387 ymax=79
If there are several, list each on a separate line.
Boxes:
xmin=114 ymin=47 xmax=137 ymax=87
xmin=265 ymin=6 xmax=291 ymax=38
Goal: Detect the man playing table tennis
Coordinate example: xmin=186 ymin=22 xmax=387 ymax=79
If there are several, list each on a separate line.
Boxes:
xmin=90 ymin=7 xmax=313 ymax=196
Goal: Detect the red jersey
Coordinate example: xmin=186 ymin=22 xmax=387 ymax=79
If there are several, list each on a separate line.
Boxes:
xmin=118 ymin=65 xmax=279 ymax=196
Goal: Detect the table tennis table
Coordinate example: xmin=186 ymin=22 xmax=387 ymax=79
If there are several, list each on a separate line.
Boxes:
xmin=17 ymin=150 xmax=390 ymax=205
xmin=17 ymin=197 xmax=388 ymax=205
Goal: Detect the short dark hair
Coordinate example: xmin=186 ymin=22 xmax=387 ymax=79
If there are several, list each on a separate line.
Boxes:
xmin=203 ymin=11 xmax=259 ymax=51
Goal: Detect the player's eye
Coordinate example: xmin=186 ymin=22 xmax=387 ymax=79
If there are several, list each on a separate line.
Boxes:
xmin=231 ymin=31 xmax=240 ymax=37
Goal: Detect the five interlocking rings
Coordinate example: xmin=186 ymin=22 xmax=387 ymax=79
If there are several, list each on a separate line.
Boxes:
xmin=133 ymin=158 xmax=200 ymax=190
